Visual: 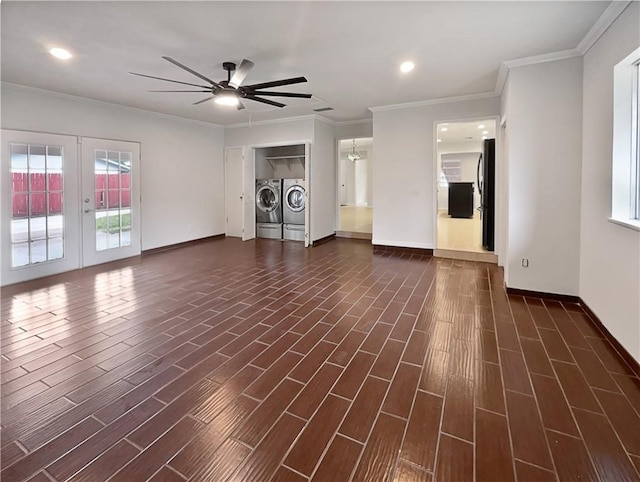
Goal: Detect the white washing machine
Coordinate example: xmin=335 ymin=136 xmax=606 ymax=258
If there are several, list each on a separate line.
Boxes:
xmin=256 ymin=179 xmax=282 ymax=239
xmin=283 ymin=179 xmax=305 ymax=225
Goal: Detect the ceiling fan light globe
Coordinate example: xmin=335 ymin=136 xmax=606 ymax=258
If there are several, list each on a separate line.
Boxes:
xmin=214 ymin=94 xmax=239 ymax=106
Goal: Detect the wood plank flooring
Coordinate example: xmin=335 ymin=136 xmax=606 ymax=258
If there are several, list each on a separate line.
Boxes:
xmin=1 ymin=237 xmax=639 ymax=481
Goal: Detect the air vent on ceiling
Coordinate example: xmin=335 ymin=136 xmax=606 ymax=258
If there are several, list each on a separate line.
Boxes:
xmin=313 ymin=107 xmax=334 ymax=112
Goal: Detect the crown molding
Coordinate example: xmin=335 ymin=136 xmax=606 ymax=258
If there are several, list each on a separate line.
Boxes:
xmin=1 ymin=81 xmax=225 ymax=129
xmin=493 ymin=49 xmax=582 ymax=95
xmin=225 ymin=114 xmax=319 ymax=129
xmin=494 ymin=2 xmax=632 ymax=95
xmin=313 ymin=114 xmax=337 ymax=126
xmin=369 ymin=91 xmax=498 ymax=113
xmin=225 ymin=113 xmax=367 ymax=129
xmin=334 ymin=118 xmax=373 ymax=127
xmin=577 ymin=1 xmax=631 ymax=55
xmin=503 ymin=49 xmax=582 ymax=70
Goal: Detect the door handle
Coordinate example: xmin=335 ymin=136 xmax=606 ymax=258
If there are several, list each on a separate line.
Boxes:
xmin=84 ymin=208 xmax=93 ymax=214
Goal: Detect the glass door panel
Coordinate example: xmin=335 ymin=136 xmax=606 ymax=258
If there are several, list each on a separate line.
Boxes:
xmin=81 ymin=138 xmax=140 ymax=267
xmin=1 ymin=130 xmax=80 ymax=286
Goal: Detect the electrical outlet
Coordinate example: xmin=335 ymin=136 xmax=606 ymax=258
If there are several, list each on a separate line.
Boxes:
xmin=521 ymin=258 xmax=529 ymax=268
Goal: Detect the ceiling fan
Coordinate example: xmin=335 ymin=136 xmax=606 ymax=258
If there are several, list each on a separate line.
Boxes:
xmin=130 ymin=57 xmax=312 ymax=110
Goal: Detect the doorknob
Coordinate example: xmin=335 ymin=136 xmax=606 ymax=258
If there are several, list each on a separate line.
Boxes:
xmin=84 ymin=208 xmax=93 ymax=213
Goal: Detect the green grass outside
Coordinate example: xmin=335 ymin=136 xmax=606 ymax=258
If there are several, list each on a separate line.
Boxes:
xmin=96 ymin=213 xmax=131 ymax=233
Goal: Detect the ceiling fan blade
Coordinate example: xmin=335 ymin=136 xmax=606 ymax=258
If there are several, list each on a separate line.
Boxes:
xmin=193 ymin=96 xmax=215 ymax=105
xmin=250 ymin=91 xmax=312 ymax=98
xmin=162 ymin=56 xmax=220 ymax=87
xmin=245 ymin=95 xmax=286 ymax=108
xmin=147 ymin=90 xmax=211 ymax=93
xmin=130 ymin=72 xmax=211 ymax=89
xmin=242 ymin=76 xmax=307 ymax=91
xmin=229 ymin=59 xmax=255 ymax=88
xmin=237 ymin=101 xmax=246 ymax=111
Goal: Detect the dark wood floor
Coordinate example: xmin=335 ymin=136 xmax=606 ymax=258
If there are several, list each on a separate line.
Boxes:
xmin=1 ymin=238 xmax=640 ymax=482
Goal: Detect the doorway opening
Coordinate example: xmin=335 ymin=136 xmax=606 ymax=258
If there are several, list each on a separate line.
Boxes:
xmin=336 ymin=137 xmax=373 ymax=239
xmin=435 ymin=119 xmax=497 ymax=262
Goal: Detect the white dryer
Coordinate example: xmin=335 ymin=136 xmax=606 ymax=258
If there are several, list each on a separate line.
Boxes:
xmin=256 ymin=179 xmax=282 ymax=239
xmin=283 ymin=179 xmax=305 ymax=225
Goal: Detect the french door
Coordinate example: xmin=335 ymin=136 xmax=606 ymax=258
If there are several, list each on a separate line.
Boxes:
xmin=1 ymin=131 xmax=141 ymax=286
xmin=80 ymin=138 xmax=140 ymax=266
xmin=1 ymin=130 xmax=81 ymax=285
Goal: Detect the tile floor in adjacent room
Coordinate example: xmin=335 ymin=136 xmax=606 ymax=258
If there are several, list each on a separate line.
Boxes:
xmin=338 ymin=206 xmax=373 ymax=234
xmin=437 ymin=209 xmax=484 ymax=253
xmin=1 ymin=237 xmax=639 ymax=481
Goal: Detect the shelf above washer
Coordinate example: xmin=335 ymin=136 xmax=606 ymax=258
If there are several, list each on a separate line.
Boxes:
xmin=264 ymin=155 xmax=305 ymax=172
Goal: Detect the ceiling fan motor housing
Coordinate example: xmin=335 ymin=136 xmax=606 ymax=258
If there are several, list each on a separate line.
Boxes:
xmin=222 ymin=62 xmax=236 ymax=72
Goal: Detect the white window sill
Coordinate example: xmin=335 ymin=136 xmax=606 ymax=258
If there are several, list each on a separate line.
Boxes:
xmin=609 ymin=217 xmax=640 ymax=232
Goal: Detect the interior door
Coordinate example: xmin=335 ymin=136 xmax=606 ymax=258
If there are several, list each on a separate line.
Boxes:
xmin=80 ymin=137 xmax=141 ymax=267
xmin=1 ymin=130 xmax=81 ymax=286
xmin=225 ymin=147 xmax=243 ymax=237
xmin=242 ymin=147 xmax=256 ymax=241
xmin=304 ymin=143 xmax=311 ymax=247
xmin=340 ymin=158 xmax=347 ymax=204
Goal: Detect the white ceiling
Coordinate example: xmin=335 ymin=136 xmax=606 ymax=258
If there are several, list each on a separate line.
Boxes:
xmin=437 ymin=119 xmax=496 ymax=144
xmin=1 ymin=1 xmax=609 ymax=126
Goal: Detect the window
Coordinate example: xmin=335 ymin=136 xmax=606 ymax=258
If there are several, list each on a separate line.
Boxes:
xmin=10 ymin=143 xmax=65 ymax=267
xmin=93 ymin=150 xmax=132 ymax=251
xmin=611 ymin=47 xmax=640 ymax=230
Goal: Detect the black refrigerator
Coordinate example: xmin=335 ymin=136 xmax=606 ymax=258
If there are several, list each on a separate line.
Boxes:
xmin=477 ymin=139 xmax=495 ymax=251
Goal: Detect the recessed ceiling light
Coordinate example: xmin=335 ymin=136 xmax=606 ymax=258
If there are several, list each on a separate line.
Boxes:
xmin=437 ymin=138 xmax=442 ymax=143
xmin=482 ymin=130 xmax=489 ymax=135
xmin=400 ymin=61 xmax=415 ymax=73
xmin=49 ymin=47 xmax=72 ymax=60
xmin=441 ymin=127 xmax=448 ymax=132
xmin=477 ymin=124 xmax=486 ymax=129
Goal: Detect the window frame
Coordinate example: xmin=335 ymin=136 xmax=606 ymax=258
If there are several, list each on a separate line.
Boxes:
xmin=632 ymin=61 xmax=640 ymax=220
xmin=610 ymin=47 xmax=640 ymax=231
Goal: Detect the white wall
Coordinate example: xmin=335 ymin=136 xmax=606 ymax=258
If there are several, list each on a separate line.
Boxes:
xmin=335 ymin=121 xmax=373 ymax=141
xmin=312 ymin=119 xmax=337 ymax=241
xmin=503 ymin=57 xmax=583 ymax=296
xmin=224 ymin=117 xmax=314 ymax=148
xmin=371 ymin=96 xmax=500 ymax=249
xmin=580 ymin=3 xmax=640 ymax=361
xmin=1 ymin=84 xmax=225 ymax=250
